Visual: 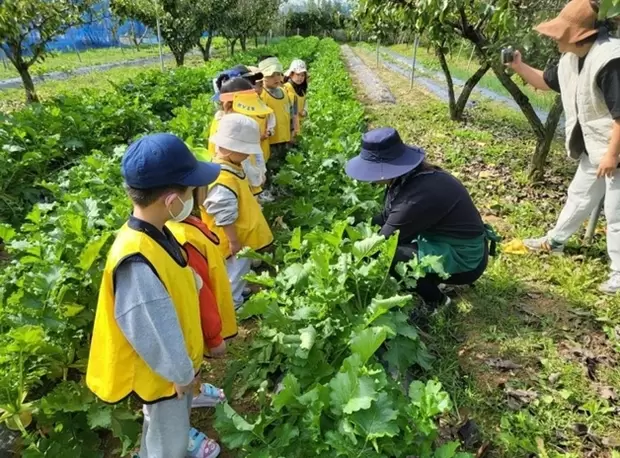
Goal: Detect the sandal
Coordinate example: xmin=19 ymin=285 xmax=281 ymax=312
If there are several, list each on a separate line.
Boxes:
xmin=187 ymin=427 xmax=220 ymax=458
xmin=191 ymin=383 xmax=226 ymax=408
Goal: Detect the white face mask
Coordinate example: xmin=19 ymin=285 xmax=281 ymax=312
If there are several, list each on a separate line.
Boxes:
xmin=168 ymin=195 xmax=194 ymax=222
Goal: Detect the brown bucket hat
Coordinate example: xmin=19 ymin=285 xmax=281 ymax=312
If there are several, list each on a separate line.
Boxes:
xmin=534 ymin=0 xmax=599 ymax=44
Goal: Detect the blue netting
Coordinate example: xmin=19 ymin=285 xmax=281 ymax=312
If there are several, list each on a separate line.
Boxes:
xmin=4 ymin=1 xmax=151 ymax=55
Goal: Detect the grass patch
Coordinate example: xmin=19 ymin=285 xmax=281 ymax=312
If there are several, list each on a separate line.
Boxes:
xmin=388 ymin=43 xmax=557 ymax=112
xmin=0 ymin=45 xmax=168 ymax=80
xmin=0 ymin=54 xmax=211 ymax=111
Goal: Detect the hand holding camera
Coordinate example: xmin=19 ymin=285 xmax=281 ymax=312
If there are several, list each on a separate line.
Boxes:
xmin=501 ymin=46 xmax=522 ymax=69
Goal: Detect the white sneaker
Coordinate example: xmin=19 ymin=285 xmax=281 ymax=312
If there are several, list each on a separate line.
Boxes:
xmin=599 ymin=271 xmax=620 ymax=295
xmin=523 ymin=236 xmax=565 ymax=254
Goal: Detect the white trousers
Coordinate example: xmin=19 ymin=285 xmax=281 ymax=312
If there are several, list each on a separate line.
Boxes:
xmin=547 ymin=155 xmax=620 ymax=272
xmin=226 ymin=256 xmax=253 ymax=309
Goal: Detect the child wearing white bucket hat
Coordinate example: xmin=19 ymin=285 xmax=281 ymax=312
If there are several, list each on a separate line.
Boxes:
xmin=204 ymin=114 xmax=274 ymax=309
xmin=284 ymin=59 xmax=309 ymax=133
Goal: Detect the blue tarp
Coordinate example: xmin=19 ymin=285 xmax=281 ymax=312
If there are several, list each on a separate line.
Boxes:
xmin=3 ymin=0 xmax=151 ymax=55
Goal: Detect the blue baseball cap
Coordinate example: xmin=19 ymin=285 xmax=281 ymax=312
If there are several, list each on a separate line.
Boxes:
xmin=345 ymin=128 xmax=425 ymax=182
xmin=121 ymin=133 xmax=221 ymax=189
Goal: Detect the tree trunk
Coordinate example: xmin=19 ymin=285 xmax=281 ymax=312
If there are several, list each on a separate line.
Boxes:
xmin=198 ymin=35 xmax=213 ymax=62
xmin=240 ymin=35 xmax=247 ymax=51
xmin=172 ymin=49 xmax=185 ymax=66
xmin=230 ymin=39 xmax=237 ymax=56
xmin=17 ymin=64 xmax=38 ymax=103
xmin=528 ymin=95 xmax=564 ymax=182
xmin=435 ymin=46 xmax=457 ymax=120
xmin=453 ymin=62 xmax=490 ymax=121
xmin=255 ymin=35 xmax=259 ymax=48
xmin=489 ymin=62 xmax=545 ymax=138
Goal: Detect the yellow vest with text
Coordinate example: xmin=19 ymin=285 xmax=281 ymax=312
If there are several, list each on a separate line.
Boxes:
xmin=86 ymin=224 xmax=203 ymax=404
xmin=207 ymin=113 xmax=266 ymax=195
xmin=284 ymin=82 xmax=306 ymax=118
xmin=260 ymin=88 xmax=291 ymax=144
xmin=204 ymin=161 xmax=273 ymax=258
xmin=167 ymin=218 xmax=238 ymax=339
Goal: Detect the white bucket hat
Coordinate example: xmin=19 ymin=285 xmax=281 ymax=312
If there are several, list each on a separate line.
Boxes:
xmin=209 ymin=113 xmax=263 ymax=156
xmin=258 ymin=57 xmax=283 ymax=77
xmin=285 ymin=59 xmax=308 ymax=77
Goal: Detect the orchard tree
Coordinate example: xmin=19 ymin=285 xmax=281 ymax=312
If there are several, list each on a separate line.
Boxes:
xmin=112 ymin=0 xmax=203 ymax=66
xmin=358 ymin=0 xmax=491 ymax=122
xmin=195 ymin=0 xmax=237 ymax=61
xmin=360 ymin=0 xmax=566 ymax=181
xmin=0 ymin=0 xmax=98 ymax=103
xmin=220 ymin=0 xmax=281 ymax=54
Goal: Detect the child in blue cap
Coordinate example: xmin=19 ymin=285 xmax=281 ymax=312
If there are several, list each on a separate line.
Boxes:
xmin=86 ymin=133 xmax=222 ymax=458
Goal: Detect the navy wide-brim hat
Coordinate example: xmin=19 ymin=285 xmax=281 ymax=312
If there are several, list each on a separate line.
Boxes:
xmin=345 ymin=128 xmax=425 ymax=182
xmin=122 ymin=133 xmax=221 ymax=189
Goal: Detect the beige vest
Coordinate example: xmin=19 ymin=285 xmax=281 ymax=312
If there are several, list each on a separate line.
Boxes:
xmin=558 ymin=36 xmax=620 ymax=165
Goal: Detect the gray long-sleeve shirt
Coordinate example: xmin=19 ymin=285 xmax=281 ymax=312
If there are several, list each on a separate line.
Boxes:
xmin=114 ymin=259 xmax=195 ymax=386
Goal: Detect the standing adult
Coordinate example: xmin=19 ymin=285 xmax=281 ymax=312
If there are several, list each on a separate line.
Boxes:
xmin=345 ymin=128 xmax=498 ymax=308
xmin=507 ymin=0 xmax=620 ymax=294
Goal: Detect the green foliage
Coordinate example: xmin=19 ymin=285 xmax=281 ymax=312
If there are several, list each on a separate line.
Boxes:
xmin=600 ymin=0 xmax=620 ymax=19
xmin=215 ymin=38 xmax=469 ymax=458
xmin=112 ymin=0 xmax=203 ymax=65
xmin=0 ymin=37 xmax=315 ymax=456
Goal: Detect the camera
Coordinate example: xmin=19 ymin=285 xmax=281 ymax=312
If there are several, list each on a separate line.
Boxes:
xmin=501 ymin=46 xmax=515 ymax=64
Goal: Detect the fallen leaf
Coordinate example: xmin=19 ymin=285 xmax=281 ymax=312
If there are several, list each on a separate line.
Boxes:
xmin=602 ymin=436 xmax=620 ymax=448
xmin=548 ymin=373 xmax=561 ymax=384
xmin=505 ymin=387 xmax=538 ymax=405
xmin=476 ymin=441 xmax=490 ymax=458
xmin=597 ymin=385 xmax=617 ymax=401
xmin=485 ymin=358 xmax=522 ymax=371
xmin=478 ymin=170 xmax=492 ymax=178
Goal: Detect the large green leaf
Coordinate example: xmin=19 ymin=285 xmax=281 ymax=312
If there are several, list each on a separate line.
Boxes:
xmin=349 ymin=326 xmax=387 ymax=364
xmin=366 ymin=295 xmax=412 ymax=325
xmin=351 ymin=392 xmax=399 ymax=441
xmin=272 ymin=373 xmax=301 ymax=411
xmin=79 ymin=233 xmax=111 ymax=272
xmin=329 ymin=365 xmax=378 ymax=415
xmin=295 ymin=325 xmax=317 ymax=359
xmin=214 ymin=403 xmax=257 ymax=449
xmin=352 ymin=234 xmax=385 ymax=260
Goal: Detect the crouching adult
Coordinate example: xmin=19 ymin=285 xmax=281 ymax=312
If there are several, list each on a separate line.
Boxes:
xmin=345 ymin=128 xmax=498 ymax=308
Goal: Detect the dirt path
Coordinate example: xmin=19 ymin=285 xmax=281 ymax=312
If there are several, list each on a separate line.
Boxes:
xmin=340 ymin=45 xmax=395 ymax=104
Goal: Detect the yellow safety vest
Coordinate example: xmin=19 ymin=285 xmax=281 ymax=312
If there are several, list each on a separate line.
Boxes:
xmin=208 ymin=113 xmax=266 ymax=195
xmin=86 ymin=224 xmax=203 ymax=404
xmin=284 ymin=82 xmax=306 ymax=118
xmin=252 ymin=114 xmax=271 ymax=163
xmin=260 ymin=88 xmax=292 ymax=145
xmin=204 ymin=160 xmax=273 ymax=258
xmin=167 ymin=218 xmax=238 ymax=339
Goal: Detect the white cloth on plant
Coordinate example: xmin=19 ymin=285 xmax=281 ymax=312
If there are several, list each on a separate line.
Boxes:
xmin=547 ymin=154 xmax=620 ymax=272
